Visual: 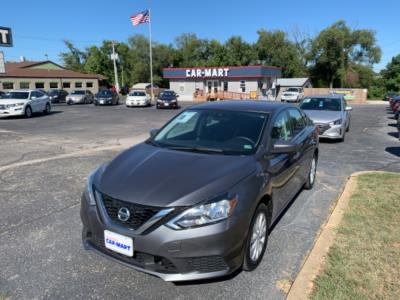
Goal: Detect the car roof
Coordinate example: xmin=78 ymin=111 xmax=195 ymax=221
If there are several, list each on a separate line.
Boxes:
xmin=191 ymin=100 xmax=296 ymax=113
xmin=304 ymin=94 xmax=343 ymax=99
xmin=8 ymin=89 xmax=35 ymax=92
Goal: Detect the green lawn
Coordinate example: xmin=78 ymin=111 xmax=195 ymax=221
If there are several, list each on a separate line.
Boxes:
xmin=310 ymin=172 xmax=400 ymax=300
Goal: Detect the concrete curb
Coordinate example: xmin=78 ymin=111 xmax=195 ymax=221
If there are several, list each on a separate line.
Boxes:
xmin=0 ymin=133 xmax=148 ymax=172
xmin=285 ymin=170 xmax=397 ymax=300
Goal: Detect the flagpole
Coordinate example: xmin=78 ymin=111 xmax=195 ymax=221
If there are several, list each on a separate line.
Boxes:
xmin=148 ymin=8 xmax=154 ymax=104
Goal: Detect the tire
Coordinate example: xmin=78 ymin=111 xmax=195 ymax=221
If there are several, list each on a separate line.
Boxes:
xmin=25 ymin=106 xmax=32 ymax=118
xmin=243 ymin=203 xmax=269 ymax=271
xmin=340 ymin=132 xmax=345 ymax=142
xmin=304 ymin=154 xmax=317 ymax=190
xmin=346 ymin=121 xmax=350 ymax=132
xmin=44 ymin=103 xmax=51 ymax=115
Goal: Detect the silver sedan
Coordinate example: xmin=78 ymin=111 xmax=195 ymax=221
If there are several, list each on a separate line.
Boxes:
xmin=299 ymin=94 xmax=352 ymax=142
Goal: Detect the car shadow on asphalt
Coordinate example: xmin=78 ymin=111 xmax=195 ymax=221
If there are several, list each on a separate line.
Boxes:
xmin=0 ymin=111 xmax=63 ymax=120
xmin=388 ymin=132 xmax=400 ymax=139
xmin=385 ymin=146 xmax=400 ymax=157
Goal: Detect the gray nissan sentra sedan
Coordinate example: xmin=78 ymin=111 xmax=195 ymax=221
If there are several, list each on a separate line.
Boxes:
xmin=80 ymin=101 xmax=319 ymax=281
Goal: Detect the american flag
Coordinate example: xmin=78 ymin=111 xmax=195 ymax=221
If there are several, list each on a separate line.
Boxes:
xmin=130 ymin=10 xmax=150 ymax=26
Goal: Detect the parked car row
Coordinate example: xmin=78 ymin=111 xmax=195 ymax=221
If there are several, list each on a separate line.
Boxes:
xmin=0 ymin=88 xmax=181 ymax=118
xmin=389 ymin=95 xmax=400 ymax=120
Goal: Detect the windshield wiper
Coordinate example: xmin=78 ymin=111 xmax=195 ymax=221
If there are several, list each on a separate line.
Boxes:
xmin=167 ymin=146 xmax=224 ymax=154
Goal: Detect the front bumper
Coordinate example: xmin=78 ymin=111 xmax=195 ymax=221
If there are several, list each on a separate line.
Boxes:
xmin=126 ymin=100 xmax=149 ymax=107
xmin=157 ymin=101 xmax=178 ymax=108
xmin=67 ymin=98 xmax=84 ymax=104
xmin=80 ymin=193 xmax=245 ymax=281
xmin=95 ymin=99 xmax=114 ymax=105
xmin=281 ymin=96 xmax=298 ymax=102
xmin=0 ymin=107 xmax=25 ymax=116
xmin=316 ymin=123 xmax=344 ymax=139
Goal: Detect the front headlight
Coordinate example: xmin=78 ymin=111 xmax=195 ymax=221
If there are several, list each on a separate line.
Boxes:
xmin=84 ymin=164 xmax=106 ymax=205
xmin=329 ymin=119 xmax=342 ymax=126
xmin=166 ymin=195 xmax=238 ymax=230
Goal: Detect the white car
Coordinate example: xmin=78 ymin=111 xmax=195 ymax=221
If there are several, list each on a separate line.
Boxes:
xmin=66 ymin=90 xmax=94 ymax=105
xmin=0 ymin=89 xmax=51 ymax=118
xmin=126 ymin=90 xmax=151 ymax=107
xmin=281 ymin=87 xmax=304 ymax=103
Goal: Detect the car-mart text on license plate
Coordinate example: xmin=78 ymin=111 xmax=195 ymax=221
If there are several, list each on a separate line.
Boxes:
xmin=104 ymin=230 xmax=133 ymax=257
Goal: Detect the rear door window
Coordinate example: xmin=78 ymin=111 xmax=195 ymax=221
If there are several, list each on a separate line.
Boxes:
xmin=271 ymin=110 xmax=293 ymax=142
xmin=288 ymin=108 xmax=306 ymax=136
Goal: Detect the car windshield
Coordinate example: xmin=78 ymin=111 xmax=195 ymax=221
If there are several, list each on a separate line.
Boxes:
xmin=287 ymin=88 xmax=299 ymax=92
xmin=1 ymin=92 xmax=30 ymax=99
xmin=160 ymin=91 xmax=175 ymax=97
xmin=48 ymin=90 xmax=59 ymax=95
xmin=71 ymin=91 xmax=85 ymax=95
xmin=98 ymin=90 xmax=112 ymax=96
xmin=300 ymin=97 xmax=341 ymax=111
xmin=129 ymin=91 xmax=146 ymax=96
xmin=151 ymin=109 xmax=268 ymax=155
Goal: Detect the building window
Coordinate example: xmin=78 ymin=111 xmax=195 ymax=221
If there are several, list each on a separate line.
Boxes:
xmin=35 ymin=82 xmax=45 ymax=89
xmin=20 ymin=82 xmax=30 ymax=89
xmin=240 ymin=80 xmax=246 ymax=92
xmin=75 ymin=82 xmax=82 ymax=88
xmin=86 ymin=82 xmax=93 ymax=88
xmin=223 ymin=81 xmax=228 ymax=92
xmin=63 ymin=82 xmax=71 ymax=88
xmin=50 ymin=82 xmax=58 ymax=89
xmin=2 ymin=82 xmax=14 ymax=89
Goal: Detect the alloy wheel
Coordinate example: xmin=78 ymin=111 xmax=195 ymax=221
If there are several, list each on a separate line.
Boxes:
xmin=250 ymin=212 xmax=267 ymax=262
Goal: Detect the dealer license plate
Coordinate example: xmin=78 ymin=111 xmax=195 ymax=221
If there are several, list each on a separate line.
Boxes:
xmin=164 ymin=103 xmax=169 ymax=106
xmin=104 ymin=230 xmax=133 ymax=257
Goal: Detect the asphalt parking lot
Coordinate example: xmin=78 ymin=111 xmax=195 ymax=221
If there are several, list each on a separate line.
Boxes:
xmin=0 ymin=102 xmax=399 ymax=300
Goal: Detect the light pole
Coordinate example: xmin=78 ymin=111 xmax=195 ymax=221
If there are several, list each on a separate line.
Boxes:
xmin=111 ymin=41 xmax=120 ymax=93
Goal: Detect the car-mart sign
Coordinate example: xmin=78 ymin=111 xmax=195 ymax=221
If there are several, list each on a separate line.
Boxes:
xmin=0 ymin=27 xmax=13 ymax=47
xmin=186 ymin=68 xmax=230 ymax=78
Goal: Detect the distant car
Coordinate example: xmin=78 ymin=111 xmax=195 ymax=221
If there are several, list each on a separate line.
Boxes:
xmin=66 ymin=90 xmax=94 ymax=105
xmin=94 ymin=90 xmax=119 ymax=106
xmin=126 ymin=90 xmax=151 ymax=107
xmin=48 ymin=89 xmax=68 ymax=103
xmin=157 ymin=90 xmax=179 ymax=109
xmin=384 ymin=92 xmax=398 ymax=101
xmin=391 ymin=96 xmax=400 ymax=113
xmin=299 ymin=94 xmax=352 ymax=142
xmin=0 ymin=89 xmax=51 ymax=118
xmin=281 ymin=87 xmax=304 ymax=103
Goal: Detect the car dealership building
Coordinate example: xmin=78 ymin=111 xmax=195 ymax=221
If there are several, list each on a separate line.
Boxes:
xmin=162 ymin=65 xmax=282 ymax=100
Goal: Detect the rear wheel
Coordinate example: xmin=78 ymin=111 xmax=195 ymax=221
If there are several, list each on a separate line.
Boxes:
xmin=304 ymin=155 xmax=317 ymax=190
xmin=25 ymin=106 xmax=32 ymax=118
xmin=44 ymin=103 xmax=51 ymax=115
xmin=243 ymin=203 xmax=269 ymax=271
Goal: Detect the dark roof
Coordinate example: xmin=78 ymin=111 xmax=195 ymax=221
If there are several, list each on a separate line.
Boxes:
xmin=190 ymin=100 xmax=295 ymax=113
xmin=0 ymin=61 xmax=107 ymax=80
xmin=305 ymin=94 xmax=344 ymax=99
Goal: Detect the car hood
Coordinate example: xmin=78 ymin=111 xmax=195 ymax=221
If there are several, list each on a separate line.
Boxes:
xmin=303 ymin=110 xmax=342 ymax=123
xmin=0 ymin=99 xmax=28 ymax=104
xmin=127 ymin=96 xmax=146 ymax=100
xmin=68 ymin=95 xmax=84 ymax=98
xmin=158 ymin=96 xmax=176 ymax=101
xmin=96 ymin=143 xmax=256 ymax=207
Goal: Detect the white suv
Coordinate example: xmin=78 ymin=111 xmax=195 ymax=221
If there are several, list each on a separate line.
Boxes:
xmin=281 ymin=87 xmax=304 ymax=103
xmin=0 ymin=89 xmax=51 ymax=118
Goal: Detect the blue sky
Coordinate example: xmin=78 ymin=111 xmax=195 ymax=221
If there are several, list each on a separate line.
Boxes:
xmin=1 ymin=0 xmax=399 ymax=71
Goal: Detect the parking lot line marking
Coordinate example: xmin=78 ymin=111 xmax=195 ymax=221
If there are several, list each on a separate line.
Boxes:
xmin=0 ymin=134 xmax=148 ymax=173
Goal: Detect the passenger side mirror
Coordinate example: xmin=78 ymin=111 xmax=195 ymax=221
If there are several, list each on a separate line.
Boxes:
xmin=271 ymin=140 xmax=299 ymax=154
xmin=345 ymin=106 xmax=353 ymax=111
xmin=149 ymin=128 xmax=159 ymax=138
xmin=30 ymin=96 xmax=37 ymax=100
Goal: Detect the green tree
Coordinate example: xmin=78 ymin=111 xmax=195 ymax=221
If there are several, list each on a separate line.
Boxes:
xmin=255 ymin=30 xmax=306 ymax=77
xmin=382 ymin=54 xmax=400 ymax=92
xmin=308 ymin=20 xmax=381 ymax=88
xmin=223 ymin=36 xmax=257 ymax=66
xmin=59 ymin=40 xmax=86 ymax=72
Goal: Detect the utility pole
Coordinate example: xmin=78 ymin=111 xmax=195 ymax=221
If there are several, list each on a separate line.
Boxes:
xmin=111 ymin=41 xmax=120 ymax=93
xmin=148 ymin=8 xmax=154 ymax=103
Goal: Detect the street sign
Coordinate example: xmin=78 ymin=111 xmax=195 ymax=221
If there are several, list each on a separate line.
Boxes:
xmin=0 ymin=51 xmax=5 ymax=73
xmin=0 ymin=27 xmax=13 ymax=47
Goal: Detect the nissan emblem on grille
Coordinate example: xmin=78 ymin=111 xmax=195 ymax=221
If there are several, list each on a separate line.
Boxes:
xmin=117 ymin=207 xmax=131 ymax=222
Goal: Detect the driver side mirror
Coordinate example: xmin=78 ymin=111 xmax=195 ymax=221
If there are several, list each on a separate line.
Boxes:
xmin=271 ymin=140 xmax=299 ymax=154
xmin=345 ymin=106 xmax=353 ymax=111
xmin=149 ymin=128 xmax=159 ymax=138
xmin=30 ymin=96 xmax=37 ymax=100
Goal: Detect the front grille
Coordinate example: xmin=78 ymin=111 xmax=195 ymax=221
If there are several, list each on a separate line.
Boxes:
xmin=101 ymin=193 xmax=162 ymax=230
xmin=187 ymin=256 xmax=228 ymax=273
xmin=90 ymin=236 xmax=177 ymax=273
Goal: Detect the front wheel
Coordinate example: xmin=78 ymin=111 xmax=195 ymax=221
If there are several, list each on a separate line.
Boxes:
xmin=304 ymin=155 xmax=317 ymax=190
xmin=25 ymin=106 xmax=32 ymax=118
xmin=243 ymin=203 xmax=269 ymax=271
